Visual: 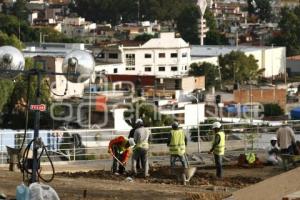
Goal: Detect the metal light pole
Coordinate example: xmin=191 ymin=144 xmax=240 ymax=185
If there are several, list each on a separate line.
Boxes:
xmin=188 ymin=93 xmax=201 ymax=153
xmin=0 ymin=47 xmax=95 ymax=183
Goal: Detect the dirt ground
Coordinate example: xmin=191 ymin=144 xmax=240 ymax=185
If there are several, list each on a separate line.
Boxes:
xmin=0 ymin=165 xmax=284 ymax=200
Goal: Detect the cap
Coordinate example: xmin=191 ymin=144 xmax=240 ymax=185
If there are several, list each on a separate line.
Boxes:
xmin=212 ymin=122 xmax=222 ymax=129
xmin=270 ymin=136 xmax=277 ymax=141
xmin=135 ymin=118 xmax=143 ymax=125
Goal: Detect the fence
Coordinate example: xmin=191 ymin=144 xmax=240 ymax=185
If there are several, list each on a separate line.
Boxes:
xmin=1 ymin=120 xmax=300 ymax=164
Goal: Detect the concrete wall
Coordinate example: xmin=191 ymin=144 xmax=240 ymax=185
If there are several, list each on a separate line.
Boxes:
xmin=121 ymin=47 xmax=190 ymax=76
xmin=262 ymin=47 xmax=286 ymax=77
xmin=190 ymin=46 xmax=286 ymax=78
xmin=113 ymin=109 xmax=132 ymax=131
xmin=184 ymin=103 xmax=205 ymax=126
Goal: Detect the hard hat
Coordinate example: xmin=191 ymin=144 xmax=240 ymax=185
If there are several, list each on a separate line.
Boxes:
xmin=270 ymin=136 xmax=277 ymax=141
xmin=212 ymin=122 xmax=222 ymax=129
xmin=172 ymin=121 xmax=179 ymax=129
xmin=135 ymin=118 xmax=143 ymax=125
xmin=128 ymin=138 xmax=136 ymax=147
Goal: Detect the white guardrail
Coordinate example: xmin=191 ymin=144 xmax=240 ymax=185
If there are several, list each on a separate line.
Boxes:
xmin=1 ymin=120 xmax=300 ymax=164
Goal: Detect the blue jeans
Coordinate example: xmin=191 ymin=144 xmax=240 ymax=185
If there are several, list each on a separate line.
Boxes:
xmin=280 ymin=145 xmax=294 ymax=155
xmin=214 ymin=154 xmax=223 ymax=178
xmin=170 ymin=155 xmax=188 ymax=168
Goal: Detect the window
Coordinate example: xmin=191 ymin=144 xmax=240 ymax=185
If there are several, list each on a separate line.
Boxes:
xmin=171 ymin=66 xmax=178 ymax=71
xmin=109 ymin=53 xmax=118 ymax=59
xmin=171 ymin=53 xmax=178 ymax=58
xmin=114 ymin=68 xmax=118 ymax=73
xmin=145 ymin=67 xmax=152 ymax=72
xmin=159 ymin=53 xmax=165 ymax=58
xmin=126 ymin=67 xmax=135 ymax=71
xmin=126 ymin=54 xmax=135 ymax=66
xmin=185 ymin=66 xmax=187 ymax=70
xmin=182 ymin=53 xmax=187 ymax=58
xmin=145 ymin=53 xmax=152 ymax=58
xmin=159 ymin=67 xmax=165 ymax=71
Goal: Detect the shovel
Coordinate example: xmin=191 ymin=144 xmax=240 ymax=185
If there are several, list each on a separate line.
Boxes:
xmin=183 ymin=154 xmax=197 ymax=183
xmin=110 ymin=153 xmax=132 ymax=179
xmin=110 ymin=153 xmax=125 ymax=167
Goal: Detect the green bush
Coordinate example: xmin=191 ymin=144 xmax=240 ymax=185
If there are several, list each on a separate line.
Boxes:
xmin=263 ymin=103 xmax=284 ymax=117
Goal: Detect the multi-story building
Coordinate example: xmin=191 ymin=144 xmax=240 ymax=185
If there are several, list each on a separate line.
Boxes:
xmin=61 ymin=17 xmax=96 ymax=38
xmin=116 ymin=21 xmax=161 ymax=40
xmin=94 ymin=32 xmax=191 ymax=77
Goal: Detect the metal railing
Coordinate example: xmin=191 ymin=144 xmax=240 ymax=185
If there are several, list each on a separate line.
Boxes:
xmin=1 ymin=120 xmax=300 ymax=164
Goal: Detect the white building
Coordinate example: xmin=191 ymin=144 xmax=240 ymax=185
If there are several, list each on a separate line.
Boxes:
xmin=191 ymin=45 xmax=286 ymax=78
xmin=95 ymin=32 xmax=191 ymax=77
xmin=95 ymin=32 xmax=286 ymax=79
xmin=61 ymin=17 xmax=96 ymax=38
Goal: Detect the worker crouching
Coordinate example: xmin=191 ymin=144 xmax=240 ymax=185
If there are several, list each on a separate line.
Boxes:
xmin=108 ymin=136 xmax=135 ymax=175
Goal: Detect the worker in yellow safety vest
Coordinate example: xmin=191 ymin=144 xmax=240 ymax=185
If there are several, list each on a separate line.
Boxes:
xmin=209 ymin=122 xmax=225 ymax=179
xmin=167 ymin=121 xmax=188 ymax=168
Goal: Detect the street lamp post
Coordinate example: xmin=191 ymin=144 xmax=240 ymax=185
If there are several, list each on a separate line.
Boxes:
xmin=0 ymin=46 xmax=95 ymax=183
xmin=188 ymin=93 xmax=201 ymax=153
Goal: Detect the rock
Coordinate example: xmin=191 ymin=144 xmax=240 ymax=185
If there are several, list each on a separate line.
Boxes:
xmin=124 ymin=177 xmax=134 ymax=182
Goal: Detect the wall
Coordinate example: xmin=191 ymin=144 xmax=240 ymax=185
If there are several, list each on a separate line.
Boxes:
xmin=262 ymin=47 xmax=286 ymax=77
xmin=194 ymin=76 xmax=205 ymax=90
xmin=184 ymin=103 xmax=205 ymax=126
xmin=122 ymin=47 xmax=190 ymax=76
xmin=113 ymin=108 xmax=132 ymax=131
xmin=234 ymin=88 xmax=287 ymax=110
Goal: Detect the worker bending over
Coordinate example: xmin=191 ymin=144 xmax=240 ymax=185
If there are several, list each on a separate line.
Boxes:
xmin=108 ymin=136 xmax=135 ymax=175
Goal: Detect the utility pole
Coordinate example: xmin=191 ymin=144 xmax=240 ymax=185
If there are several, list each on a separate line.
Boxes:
xmin=137 ymin=0 xmax=140 ymax=24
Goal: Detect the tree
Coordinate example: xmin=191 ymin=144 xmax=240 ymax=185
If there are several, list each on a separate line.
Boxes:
xmin=0 ymin=32 xmax=24 ymax=113
xmin=255 ymin=0 xmax=272 ymax=22
xmin=189 ymin=62 xmax=219 ymax=88
xmin=134 ymin=33 xmax=156 ymax=42
xmin=11 ymin=0 xmax=29 ymax=21
xmin=263 ymin=103 xmax=284 ymax=117
xmin=36 ymin=27 xmax=80 ymax=43
xmin=0 ymin=14 xmax=38 ymax=42
xmin=219 ymin=51 xmax=263 ymax=84
xmin=176 ymin=5 xmax=200 ymax=44
xmin=271 ymin=7 xmax=300 ymax=56
xmin=1 ymin=58 xmax=52 ymax=129
xmin=124 ymin=100 xmax=173 ymax=127
xmin=72 ymin=0 xmax=195 ymax=25
xmin=247 ymin=0 xmax=272 ymax=22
